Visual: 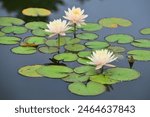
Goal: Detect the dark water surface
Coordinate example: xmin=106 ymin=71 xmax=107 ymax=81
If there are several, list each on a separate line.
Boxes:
xmin=0 ymin=0 xmax=150 ymax=99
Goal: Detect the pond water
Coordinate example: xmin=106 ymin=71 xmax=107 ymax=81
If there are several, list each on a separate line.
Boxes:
xmin=0 ymin=0 xmax=150 ymax=99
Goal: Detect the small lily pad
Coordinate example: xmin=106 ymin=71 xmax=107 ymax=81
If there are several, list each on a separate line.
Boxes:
xmin=22 ymin=8 xmax=51 ymax=17
xmin=105 ymin=34 xmax=134 ymax=44
xmin=11 ymin=46 xmax=36 ymax=55
xmin=36 ymin=65 xmax=73 ymax=78
xmin=18 ymin=65 xmax=43 ymax=77
xmin=108 ymin=46 xmax=126 ymax=53
xmin=25 ymin=21 xmax=47 ymax=30
xmin=65 ymin=44 xmax=85 ymax=52
xmin=0 ymin=31 xmax=5 ymax=36
xmin=76 ymin=33 xmax=98 ymax=40
xmin=104 ymin=67 xmax=140 ymax=81
xmin=79 ymin=23 xmax=103 ymax=31
xmin=0 ymin=17 xmax=25 ymax=26
xmin=128 ymin=50 xmax=150 ymax=61
xmin=77 ymin=58 xmax=91 ymax=65
xmin=66 ymin=38 xmax=80 ymax=45
xmin=38 ymin=46 xmax=58 ymax=54
xmin=78 ymin=51 xmax=92 ymax=58
xmin=24 ymin=36 xmax=47 ymax=45
xmin=32 ymin=29 xmax=51 ymax=36
xmin=85 ymin=41 xmax=109 ymax=49
xmin=140 ymin=28 xmax=150 ymax=35
xmin=0 ymin=36 xmax=20 ymax=45
xmin=68 ymin=81 xmax=106 ymax=96
xmin=54 ymin=53 xmax=78 ymax=62
xmin=131 ymin=39 xmax=150 ymax=48
xmin=99 ymin=17 xmax=132 ymax=28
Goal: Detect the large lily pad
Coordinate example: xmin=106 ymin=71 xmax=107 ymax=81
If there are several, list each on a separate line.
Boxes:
xmin=99 ymin=17 xmax=132 ymax=28
xmin=25 ymin=21 xmax=47 ymax=30
xmin=76 ymin=33 xmax=98 ymax=40
xmin=22 ymin=8 xmax=51 ymax=17
xmin=24 ymin=36 xmax=47 ymax=45
xmin=32 ymin=29 xmax=51 ymax=37
xmin=11 ymin=46 xmax=36 ymax=55
xmin=38 ymin=46 xmax=58 ymax=54
xmin=68 ymin=81 xmax=106 ymax=96
xmin=85 ymin=41 xmax=109 ymax=49
xmin=0 ymin=17 xmax=25 ymax=26
xmin=140 ymin=28 xmax=150 ymax=35
xmin=65 ymin=44 xmax=85 ymax=52
xmin=104 ymin=67 xmax=140 ymax=81
xmin=18 ymin=65 xmax=42 ymax=77
xmin=0 ymin=31 xmax=5 ymax=36
xmin=105 ymin=34 xmax=134 ymax=44
xmin=0 ymin=36 xmax=20 ymax=45
xmin=131 ymin=39 xmax=150 ymax=48
xmin=79 ymin=23 xmax=103 ymax=31
xmin=108 ymin=46 xmax=126 ymax=53
xmin=128 ymin=50 xmax=150 ymax=61
xmin=54 ymin=53 xmax=78 ymax=62
xmin=36 ymin=65 xmax=73 ymax=78
xmin=78 ymin=51 xmax=92 ymax=58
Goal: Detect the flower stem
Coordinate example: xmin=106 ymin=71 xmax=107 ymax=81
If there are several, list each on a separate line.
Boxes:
xmin=57 ymin=34 xmax=60 ymax=50
xmin=100 ymin=66 xmax=104 ymax=74
xmin=73 ymin=23 xmax=77 ymax=38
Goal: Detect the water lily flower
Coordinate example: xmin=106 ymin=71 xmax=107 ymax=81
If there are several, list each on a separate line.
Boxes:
xmin=87 ymin=49 xmax=118 ymax=70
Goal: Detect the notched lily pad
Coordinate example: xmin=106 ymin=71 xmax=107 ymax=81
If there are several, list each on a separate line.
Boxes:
xmin=24 ymin=36 xmax=47 ymax=45
xmin=68 ymin=81 xmax=106 ymax=96
xmin=131 ymin=39 xmax=150 ymax=48
xmin=38 ymin=46 xmax=58 ymax=54
xmin=79 ymin=23 xmax=103 ymax=31
xmin=65 ymin=44 xmax=85 ymax=52
xmin=76 ymin=33 xmax=98 ymax=40
xmin=0 ymin=36 xmax=20 ymax=45
xmin=25 ymin=21 xmax=47 ymax=30
xmin=85 ymin=41 xmax=109 ymax=49
xmin=140 ymin=28 xmax=150 ymax=35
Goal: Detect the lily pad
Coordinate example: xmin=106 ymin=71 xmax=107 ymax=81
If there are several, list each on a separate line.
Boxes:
xmin=24 ymin=36 xmax=47 ymax=45
xmin=25 ymin=21 xmax=47 ymax=30
xmin=11 ymin=46 xmax=36 ymax=55
xmin=108 ymin=46 xmax=126 ymax=53
xmin=105 ymin=34 xmax=134 ymax=44
xmin=0 ymin=36 xmax=20 ymax=45
xmin=65 ymin=44 xmax=85 ymax=52
xmin=140 ymin=28 xmax=150 ymax=35
xmin=1 ymin=26 xmax=28 ymax=34
xmin=66 ymin=38 xmax=80 ymax=45
xmin=77 ymin=58 xmax=91 ymax=65
xmin=90 ymin=74 xmax=119 ymax=85
xmin=18 ymin=65 xmax=43 ymax=77
xmin=128 ymin=50 xmax=150 ymax=61
xmin=36 ymin=65 xmax=73 ymax=78
xmin=99 ymin=17 xmax=132 ymax=28
xmin=104 ymin=67 xmax=140 ymax=81
xmin=131 ymin=39 xmax=150 ymax=48
xmin=0 ymin=31 xmax=5 ymax=36
xmin=76 ymin=33 xmax=98 ymax=40
xmin=78 ymin=51 xmax=92 ymax=58
xmin=54 ymin=53 xmax=78 ymax=62
xmin=32 ymin=29 xmax=51 ymax=36
xmin=0 ymin=17 xmax=25 ymax=26
xmin=63 ymin=73 xmax=89 ymax=82
xmin=22 ymin=8 xmax=51 ymax=17
xmin=79 ymin=23 xmax=103 ymax=31
xmin=85 ymin=41 xmax=109 ymax=49
xmin=38 ymin=46 xmax=58 ymax=54
xmin=68 ymin=81 xmax=106 ymax=96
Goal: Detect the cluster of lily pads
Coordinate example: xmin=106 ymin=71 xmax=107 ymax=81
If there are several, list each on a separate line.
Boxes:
xmin=0 ymin=16 xmax=150 ymax=96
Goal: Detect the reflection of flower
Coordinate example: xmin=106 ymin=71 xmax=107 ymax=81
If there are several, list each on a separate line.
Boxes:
xmin=45 ymin=19 xmax=70 ymax=37
xmin=63 ymin=6 xmax=88 ymax=26
xmin=87 ymin=49 xmax=118 ymax=70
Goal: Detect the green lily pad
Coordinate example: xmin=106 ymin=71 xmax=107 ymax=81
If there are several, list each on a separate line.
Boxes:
xmin=104 ymin=67 xmax=140 ymax=81
xmin=11 ymin=46 xmax=36 ymax=55
xmin=38 ymin=46 xmax=58 ymax=54
xmin=90 ymin=74 xmax=119 ymax=85
xmin=0 ymin=36 xmax=20 ymax=45
xmin=0 ymin=17 xmax=25 ymax=26
xmin=105 ymin=34 xmax=134 ymax=44
xmin=99 ymin=17 xmax=132 ymax=28
xmin=63 ymin=73 xmax=89 ymax=82
xmin=79 ymin=23 xmax=103 ymax=31
xmin=22 ymin=8 xmax=51 ymax=17
xmin=24 ymin=36 xmax=47 ymax=45
xmin=76 ymin=33 xmax=98 ymax=40
xmin=66 ymin=38 xmax=80 ymax=45
xmin=128 ymin=50 xmax=150 ymax=61
xmin=77 ymin=58 xmax=91 ymax=65
xmin=1 ymin=26 xmax=28 ymax=34
xmin=25 ymin=21 xmax=47 ymax=30
xmin=85 ymin=41 xmax=109 ymax=49
xmin=36 ymin=65 xmax=73 ymax=78
xmin=108 ymin=46 xmax=126 ymax=53
xmin=0 ymin=31 xmax=5 ymax=36
xmin=68 ymin=81 xmax=106 ymax=96
xmin=54 ymin=53 xmax=78 ymax=62
xmin=18 ymin=65 xmax=43 ymax=77
xmin=32 ymin=29 xmax=51 ymax=36
xmin=65 ymin=44 xmax=85 ymax=52
xmin=78 ymin=51 xmax=92 ymax=58
xmin=140 ymin=28 xmax=150 ymax=35
xmin=131 ymin=39 xmax=150 ymax=48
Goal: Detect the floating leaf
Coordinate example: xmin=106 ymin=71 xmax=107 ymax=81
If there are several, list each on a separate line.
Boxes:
xmin=68 ymin=81 xmax=106 ymax=96
xmin=0 ymin=36 xmax=20 ymax=45
xmin=77 ymin=58 xmax=91 ymax=65
xmin=140 ymin=28 xmax=150 ymax=35
xmin=22 ymin=8 xmax=51 ymax=17
xmin=128 ymin=50 xmax=150 ymax=61
xmin=105 ymin=34 xmax=134 ymax=44
xmin=66 ymin=38 xmax=80 ymax=45
xmin=131 ymin=39 xmax=150 ymax=48
xmin=65 ymin=44 xmax=85 ymax=52
xmin=36 ymin=65 xmax=73 ymax=78
xmin=76 ymin=33 xmax=98 ymax=40
xmin=108 ymin=46 xmax=126 ymax=53
xmin=90 ymin=74 xmax=119 ymax=84
xmin=0 ymin=31 xmax=5 ymax=36
xmin=85 ymin=41 xmax=109 ymax=49
xmin=104 ymin=67 xmax=140 ymax=81
xmin=54 ymin=53 xmax=78 ymax=62
xmin=32 ymin=29 xmax=50 ymax=36
xmin=18 ymin=65 xmax=42 ymax=77
xmin=78 ymin=51 xmax=92 ymax=58
xmin=79 ymin=23 xmax=103 ymax=31
xmin=38 ymin=46 xmax=58 ymax=54
xmin=0 ymin=17 xmax=25 ymax=26
xmin=99 ymin=17 xmax=132 ymax=28
xmin=11 ymin=46 xmax=36 ymax=55
xmin=24 ymin=36 xmax=47 ymax=45
xmin=25 ymin=21 xmax=47 ymax=30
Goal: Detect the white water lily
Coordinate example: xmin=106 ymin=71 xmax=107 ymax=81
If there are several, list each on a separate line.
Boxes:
xmin=63 ymin=6 xmax=88 ymax=26
xmin=45 ymin=19 xmax=70 ymax=37
xmin=87 ymin=49 xmax=118 ymax=70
